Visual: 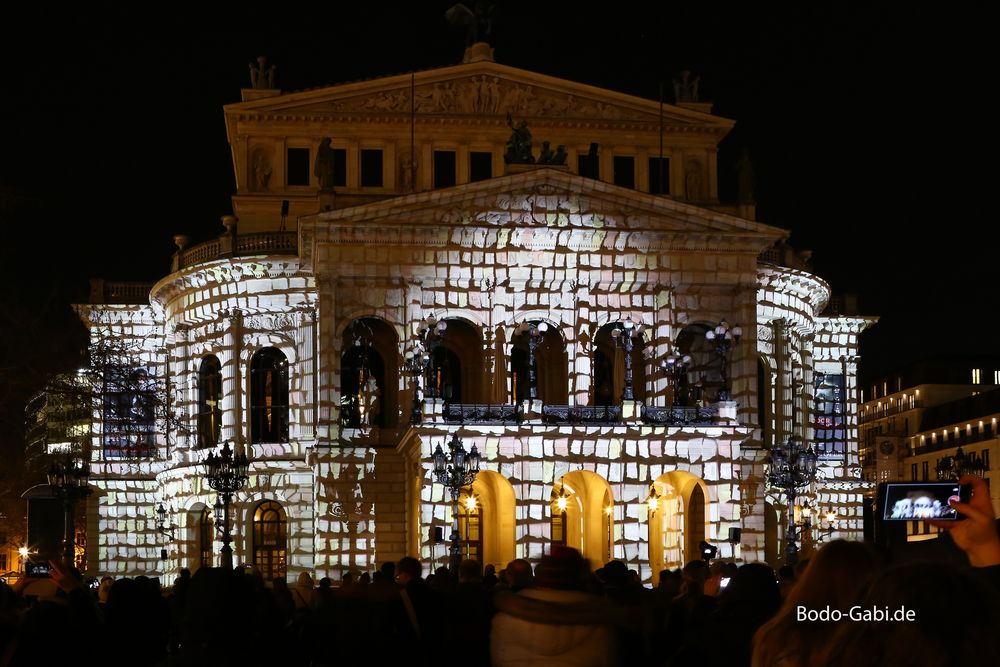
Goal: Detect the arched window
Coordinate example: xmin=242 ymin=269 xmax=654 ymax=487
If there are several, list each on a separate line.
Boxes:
xmin=252 ymin=500 xmax=287 ymax=582
xmin=458 ymin=490 xmax=483 ymax=562
xmin=198 ymin=506 xmax=214 ymax=569
xmin=249 ymin=348 xmax=288 ymax=444
xmin=198 ymin=356 xmax=222 ymax=448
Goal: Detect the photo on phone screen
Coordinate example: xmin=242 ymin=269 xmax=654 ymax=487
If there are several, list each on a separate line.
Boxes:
xmin=882 ymin=482 xmax=966 ymax=521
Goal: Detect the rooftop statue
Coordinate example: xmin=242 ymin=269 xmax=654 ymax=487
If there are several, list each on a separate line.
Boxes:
xmin=446 ymin=1 xmax=494 ymax=46
xmin=673 ymin=69 xmax=700 ymax=103
xmin=249 ymin=55 xmax=276 ymax=90
xmin=504 ymin=114 xmax=534 ymax=164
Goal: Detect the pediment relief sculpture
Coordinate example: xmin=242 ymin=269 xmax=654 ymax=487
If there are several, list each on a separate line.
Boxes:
xmin=322 ymin=76 xmax=652 ymax=121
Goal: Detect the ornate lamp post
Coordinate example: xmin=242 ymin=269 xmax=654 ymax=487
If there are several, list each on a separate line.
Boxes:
xmin=203 ymin=442 xmax=250 ymax=570
xmin=705 ymin=320 xmax=742 ymax=401
xmin=611 ymin=319 xmax=644 ymax=401
xmin=402 ymin=343 xmax=427 ymax=424
xmin=432 ymin=433 xmax=481 ymax=573
xmin=766 ymin=435 xmax=818 ymax=566
xmin=936 ymin=447 xmax=987 ymax=480
xmin=46 ymin=460 xmax=92 ymax=567
xmin=515 ymin=321 xmax=548 ymax=399
xmin=155 ymin=502 xmax=175 ymax=561
xmin=659 ymin=348 xmax=692 ymax=407
xmin=416 ymin=315 xmax=448 ymax=399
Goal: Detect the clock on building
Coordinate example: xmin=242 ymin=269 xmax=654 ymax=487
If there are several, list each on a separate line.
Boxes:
xmin=879 ymin=440 xmax=895 ymax=456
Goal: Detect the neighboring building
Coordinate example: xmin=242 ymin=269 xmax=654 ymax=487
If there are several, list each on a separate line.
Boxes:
xmin=859 ymin=357 xmax=1000 ymax=487
xmin=75 ymin=43 xmax=874 ymax=582
xmin=859 ymin=357 xmax=1000 ymax=543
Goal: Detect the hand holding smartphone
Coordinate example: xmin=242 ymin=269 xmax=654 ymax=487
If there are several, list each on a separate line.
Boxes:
xmin=881 ymin=482 xmax=972 ymax=521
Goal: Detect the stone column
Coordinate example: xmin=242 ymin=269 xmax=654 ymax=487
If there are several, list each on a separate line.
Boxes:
xmin=223 ymin=309 xmax=244 ymax=447
xmin=172 ymin=324 xmax=191 ymax=451
xmin=295 ymin=308 xmax=317 ymax=442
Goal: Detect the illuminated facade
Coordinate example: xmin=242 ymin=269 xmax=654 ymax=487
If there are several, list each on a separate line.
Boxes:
xmin=79 ymin=45 xmax=874 ymax=582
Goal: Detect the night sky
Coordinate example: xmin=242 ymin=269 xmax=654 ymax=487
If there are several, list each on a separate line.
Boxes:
xmin=0 ymin=3 xmax=995 ymax=450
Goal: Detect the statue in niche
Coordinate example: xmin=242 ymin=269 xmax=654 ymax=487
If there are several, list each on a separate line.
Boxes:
xmin=504 ymin=113 xmax=534 ymax=164
xmin=673 ymin=69 xmax=700 ymax=103
xmin=252 ymin=152 xmax=272 ymax=191
xmin=249 ymin=56 xmax=276 ymax=89
xmin=685 ymin=160 xmax=702 ymax=201
xmin=314 ymin=137 xmax=336 ymax=192
xmin=399 ymin=150 xmax=418 ymax=191
xmin=445 ymin=1 xmax=494 ymax=46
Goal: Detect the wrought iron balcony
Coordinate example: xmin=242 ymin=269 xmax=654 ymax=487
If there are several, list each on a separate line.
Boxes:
xmin=443 ymin=404 xmax=520 ymax=424
xmin=641 ymin=405 xmax=720 ymax=426
xmin=542 ymin=405 xmax=622 ymax=424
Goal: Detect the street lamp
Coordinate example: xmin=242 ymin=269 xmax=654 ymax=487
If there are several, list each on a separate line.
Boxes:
xmin=705 ymin=320 xmax=742 ymax=401
xmin=432 ymin=433 xmax=481 ymax=573
xmin=611 ymin=319 xmax=644 ymax=401
xmin=155 ymin=502 xmax=175 ymax=561
xmin=936 ymin=447 xmax=987 ymax=480
xmin=402 ymin=344 xmax=427 ymax=424
xmin=515 ymin=321 xmax=548 ymax=399
xmin=203 ymin=441 xmax=250 ymax=570
xmin=766 ymin=435 xmax=818 ymax=566
xmin=659 ymin=348 xmax=692 ymax=407
xmin=646 ymin=484 xmax=661 ymax=514
xmin=46 ymin=460 xmax=92 ymax=567
xmin=416 ymin=315 xmax=448 ymax=399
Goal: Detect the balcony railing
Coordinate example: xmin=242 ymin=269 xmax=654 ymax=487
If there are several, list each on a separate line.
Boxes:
xmin=641 ymin=405 xmax=720 ymax=426
xmin=444 ymin=404 xmax=520 ymax=424
xmin=542 ymin=405 xmax=622 ymax=424
xmin=174 ymin=232 xmax=298 ymax=270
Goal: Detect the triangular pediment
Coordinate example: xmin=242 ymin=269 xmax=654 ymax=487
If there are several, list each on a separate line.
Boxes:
xmin=303 ymin=168 xmax=786 ymax=250
xmin=227 ymin=61 xmax=732 ymax=132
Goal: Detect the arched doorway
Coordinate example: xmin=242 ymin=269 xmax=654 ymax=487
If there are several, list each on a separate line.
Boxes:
xmin=511 ymin=320 xmax=568 ymax=405
xmin=432 ymin=319 xmax=485 ymax=404
xmin=649 ymin=471 xmax=710 ymax=580
xmin=677 ymin=323 xmax=722 ymax=404
xmin=341 ymin=317 xmax=398 ymax=428
xmin=552 ymin=471 xmax=614 ymax=570
xmin=593 ymin=322 xmax=647 ymax=404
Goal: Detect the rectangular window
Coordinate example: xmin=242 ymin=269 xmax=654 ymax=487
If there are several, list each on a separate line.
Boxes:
xmin=578 ymin=143 xmax=599 ymax=179
xmin=434 ymin=150 xmax=457 ymax=188
xmin=102 ymin=366 xmax=156 ymax=459
xmin=921 ymin=461 xmax=929 ymax=481
xmin=994 ymin=370 xmax=1000 ymax=384
xmin=911 ymin=463 xmax=917 ymax=481
xmin=0 ymin=553 xmax=6 ymax=571
xmin=286 ymin=148 xmax=310 ymax=186
xmin=984 ymin=449 xmax=991 ymax=470
xmin=331 ymin=148 xmax=347 ymax=187
xmin=648 ymin=157 xmax=670 ymax=194
xmin=613 ymin=156 xmax=635 ymax=188
xmin=973 ymin=368 xmax=982 ymax=384
xmin=360 ymin=149 xmax=383 ymax=187
xmin=469 ymin=151 xmax=493 ymax=182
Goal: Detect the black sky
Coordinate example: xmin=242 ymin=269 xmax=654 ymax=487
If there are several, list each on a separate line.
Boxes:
xmin=1 ymin=3 xmax=995 ymax=392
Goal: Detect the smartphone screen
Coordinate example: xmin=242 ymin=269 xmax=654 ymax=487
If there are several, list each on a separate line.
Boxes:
xmin=882 ymin=482 xmax=966 ymax=521
xmin=719 ymin=577 xmax=731 ymax=589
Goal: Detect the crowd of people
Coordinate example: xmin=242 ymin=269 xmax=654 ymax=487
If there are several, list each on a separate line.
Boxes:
xmin=1 ymin=474 xmax=998 ymax=666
